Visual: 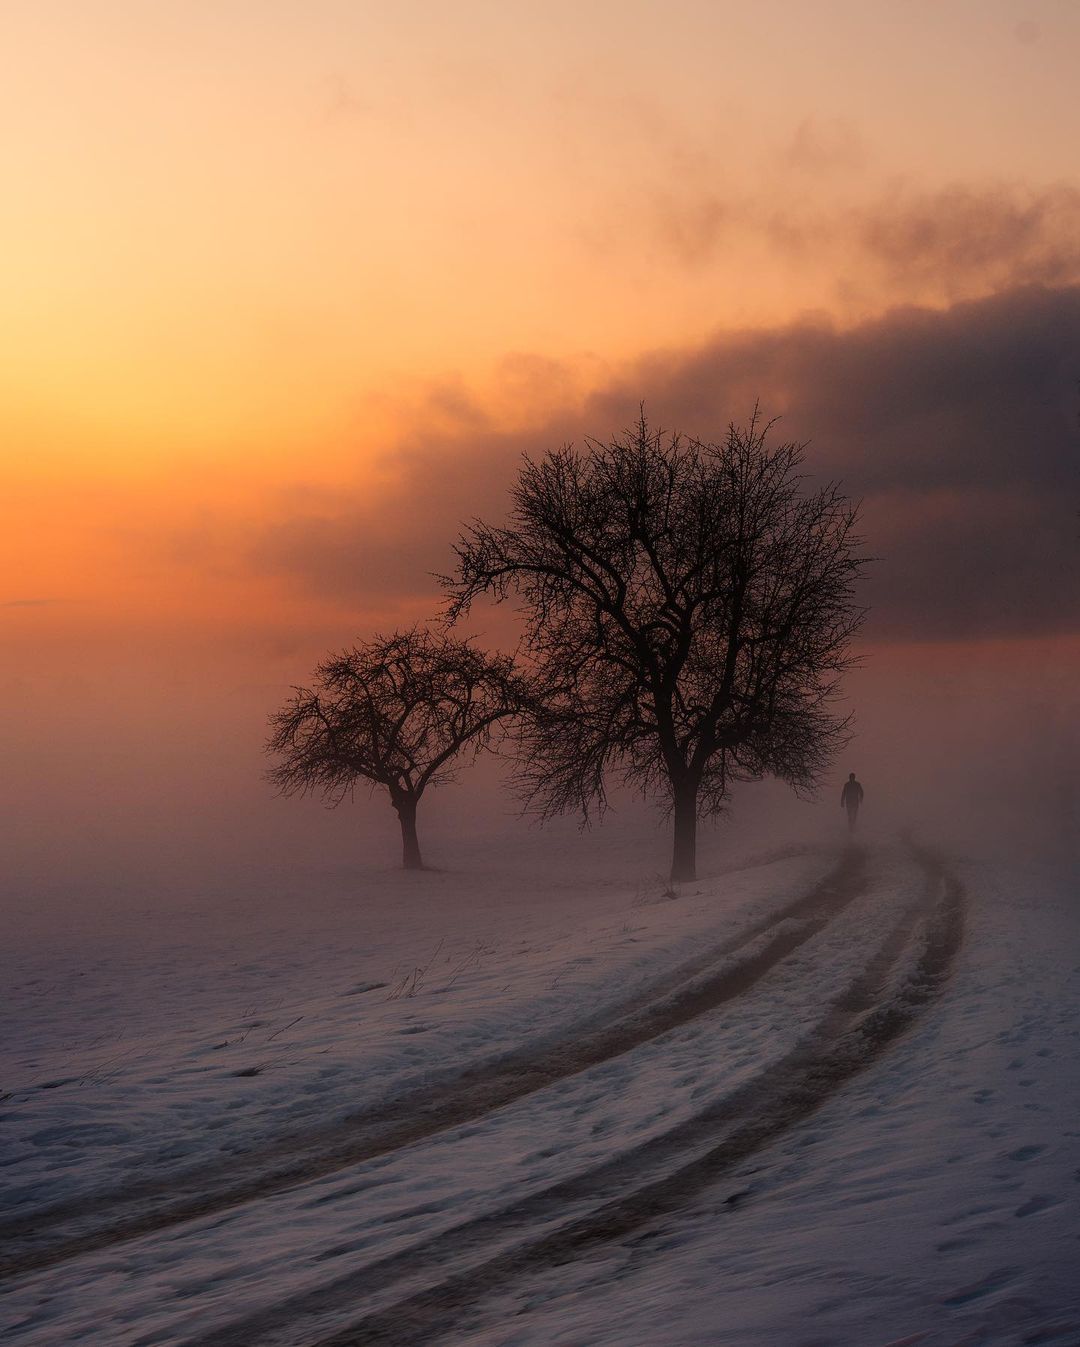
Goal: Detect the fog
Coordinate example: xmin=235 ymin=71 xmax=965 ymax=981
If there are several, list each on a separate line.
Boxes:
xmin=5 ymin=285 xmax=1078 ymax=942
xmin=5 ymin=628 xmax=1076 ymax=946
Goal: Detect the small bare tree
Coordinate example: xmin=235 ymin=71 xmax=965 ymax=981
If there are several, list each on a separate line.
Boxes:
xmin=266 ymin=628 xmax=525 ymax=869
xmin=444 ymin=411 xmax=866 ymax=882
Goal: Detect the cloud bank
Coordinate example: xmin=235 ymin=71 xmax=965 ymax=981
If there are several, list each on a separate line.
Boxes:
xmin=646 ymin=182 xmax=1080 ymax=306
xmin=250 ymin=284 xmax=1080 ymax=642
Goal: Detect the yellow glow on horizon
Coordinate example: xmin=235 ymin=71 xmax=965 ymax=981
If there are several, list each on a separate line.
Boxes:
xmin=4 ymin=1 xmax=1080 ymax=640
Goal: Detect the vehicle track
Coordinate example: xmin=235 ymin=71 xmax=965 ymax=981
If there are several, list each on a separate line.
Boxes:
xmin=1 ymin=849 xmax=868 ymax=1281
xmin=187 ymin=847 xmax=963 ymax=1347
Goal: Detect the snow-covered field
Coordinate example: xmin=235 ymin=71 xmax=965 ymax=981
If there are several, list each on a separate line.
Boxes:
xmin=2 ymin=828 xmax=1077 ymax=1347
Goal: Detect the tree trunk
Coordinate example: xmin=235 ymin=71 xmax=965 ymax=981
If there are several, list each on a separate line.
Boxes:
xmin=670 ymin=781 xmax=698 ymax=883
xmin=395 ymin=797 xmax=423 ymax=870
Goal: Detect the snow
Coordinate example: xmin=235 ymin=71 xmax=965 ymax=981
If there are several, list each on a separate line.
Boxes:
xmin=449 ymin=855 xmax=1080 ymax=1347
xmin=2 ymin=827 xmax=1078 ymax=1347
xmin=2 ymin=842 xmax=824 ymax=1217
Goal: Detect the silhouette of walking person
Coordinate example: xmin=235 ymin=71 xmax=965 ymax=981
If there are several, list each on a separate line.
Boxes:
xmin=841 ymin=772 xmax=864 ymax=831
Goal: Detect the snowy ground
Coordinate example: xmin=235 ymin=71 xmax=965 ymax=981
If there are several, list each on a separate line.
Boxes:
xmin=1 ymin=828 xmax=1077 ymax=1346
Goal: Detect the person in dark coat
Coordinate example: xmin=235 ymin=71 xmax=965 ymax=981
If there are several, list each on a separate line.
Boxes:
xmin=841 ymin=772 xmax=864 ymax=831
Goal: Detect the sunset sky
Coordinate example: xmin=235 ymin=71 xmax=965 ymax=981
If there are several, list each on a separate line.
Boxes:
xmin=4 ymin=1 xmax=1079 ymax=889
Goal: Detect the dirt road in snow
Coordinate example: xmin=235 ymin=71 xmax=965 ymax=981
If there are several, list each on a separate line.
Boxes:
xmin=2 ymin=848 xmax=873 ymax=1281
xmin=181 ymin=846 xmax=963 ymax=1347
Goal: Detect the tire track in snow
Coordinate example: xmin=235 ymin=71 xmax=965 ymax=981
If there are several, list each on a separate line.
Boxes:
xmin=1 ymin=849 xmax=869 ymax=1281
xmin=188 ymin=847 xmax=963 ymax=1347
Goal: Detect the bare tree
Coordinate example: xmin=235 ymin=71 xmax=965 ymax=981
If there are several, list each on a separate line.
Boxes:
xmin=266 ymin=628 xmax=525 ymax=870
xmin=444 ymin=411 xmax=866 ymax=882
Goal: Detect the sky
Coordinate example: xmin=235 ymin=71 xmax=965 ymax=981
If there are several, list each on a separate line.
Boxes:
xmin=3 ymin=1 xmax=1079 ymax=895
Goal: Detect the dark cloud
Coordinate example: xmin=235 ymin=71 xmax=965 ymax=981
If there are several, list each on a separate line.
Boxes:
xmin=250 ymin=413 xmax=540 ymax=614
xmin=592 ymin=285 xmax=1080 ymax=639
xmin=647 ymin=181 xmax=1080 ymax=300
xmin=249 ymin=284 xmax=1080 ymax=640
xmin=251 ymin=513 xmax=446 ymax=605
xmin=597 ymin=284 xmax=1079 ymax=492
xmin=863 ymin=484 xmax=1075 ymax=639
xmin=856 ymin=183 xmax=1080 ymax=298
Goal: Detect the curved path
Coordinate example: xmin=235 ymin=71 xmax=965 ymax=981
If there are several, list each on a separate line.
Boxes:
xmin=1 ymin=849 xmax=869 ymax=1281
xmin=187 ymin=847 xmax=963 ymax=1347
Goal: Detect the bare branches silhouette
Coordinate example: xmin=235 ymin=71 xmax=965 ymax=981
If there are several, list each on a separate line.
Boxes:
xmin=267 ymin=628 xmax=527 ymax=869
xmin=444 ymin=410 xmax=866 ymax=881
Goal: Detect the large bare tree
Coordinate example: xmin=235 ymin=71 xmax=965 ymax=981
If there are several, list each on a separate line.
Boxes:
xmin=444 ymin=412 xmax=865 ymax=882
xmin=266 ymin=628 xmax=525 ymax=869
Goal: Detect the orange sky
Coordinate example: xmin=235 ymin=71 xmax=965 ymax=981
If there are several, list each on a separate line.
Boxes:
xmin=3 ymin=2 xmax=1080 ymax=890
xmin=4 ymin=0 xmax=1080 ymax=645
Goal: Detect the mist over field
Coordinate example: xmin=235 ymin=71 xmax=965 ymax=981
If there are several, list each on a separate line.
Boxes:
xmin=5 ymin=280 xmax=1079 ymax=920
xmin=5 ymin=627 xmax=1077 ymax=926
xmin=4 ymin=4 xmax=1080 ymax=1345
xmin=6 ymin=282 xmax=1080 ymax=1347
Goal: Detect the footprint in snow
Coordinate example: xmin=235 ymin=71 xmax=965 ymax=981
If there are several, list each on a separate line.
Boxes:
xmin=936 ymin=1235 xmax=979 ymax=1253
xmin=942 ymin=1266 xmax=1018 ymax=1306
xmin=1008 ymin=1144 xmax=1045 ymax=1162
xmin=1014 ymin=1193 xmax=1061 ymax=1218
